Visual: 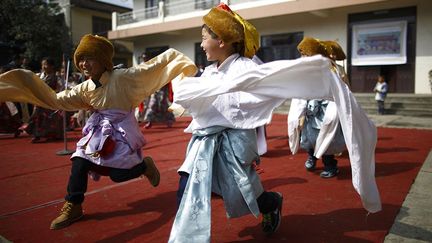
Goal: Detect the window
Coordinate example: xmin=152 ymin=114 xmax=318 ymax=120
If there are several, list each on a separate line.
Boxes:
xmin=257 ymin=32 xmax=303 ymax=62
xmin=146 ymin=0 xmax=159 ymax=7
xmin=145 ymin=0 xmax=159 ymax=18
xmin=195 ymin=0 xmax=219 ymax=10
xmin=92 ymin=16 xmax=111 ymax=37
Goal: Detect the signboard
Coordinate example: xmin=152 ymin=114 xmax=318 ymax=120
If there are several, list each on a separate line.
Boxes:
xmin=352 ymin=21 xmax=407 ymax=66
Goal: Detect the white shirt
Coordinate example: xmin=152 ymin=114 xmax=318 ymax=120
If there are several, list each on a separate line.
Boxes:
xmin=183 ymin=53 xmax=286 ymax=133
xmin=374 ymin=82 xmax=388 ymax=101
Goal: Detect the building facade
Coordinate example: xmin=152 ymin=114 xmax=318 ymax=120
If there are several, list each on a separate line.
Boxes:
xmin=54 ymin=0 xmax=134 ymax=67
xmin=109 ymin=0 xmax=432 ymax=94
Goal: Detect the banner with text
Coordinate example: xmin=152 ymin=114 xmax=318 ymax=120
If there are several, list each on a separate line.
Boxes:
xmin=352 ymin=21 xmax=407 ymax=66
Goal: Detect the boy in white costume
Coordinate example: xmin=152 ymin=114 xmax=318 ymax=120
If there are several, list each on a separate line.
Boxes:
xmin=170 ymin=4 xmax=284 ymax=242
xmin=288 ymin=37 xmax=347 ymax=178
xmin=170 ymin=5 xmax=382 ymax=242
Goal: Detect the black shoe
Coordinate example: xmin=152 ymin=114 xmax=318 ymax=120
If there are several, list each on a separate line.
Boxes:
xmin=304 ymin=157 xmax=316 ymax=171
xmin=261 ymin=192 xmax=283 ymax=234
xmin=14 ymin=129 xmax=22 ymax=138
xmin=31 ymin=137 xmax=42 ymax=143
xmin=320 ymin=168 xmax=339 ymax=178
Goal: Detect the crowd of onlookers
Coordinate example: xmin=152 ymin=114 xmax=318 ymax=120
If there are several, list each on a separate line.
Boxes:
xmin=0 ymin=54 xmax=86 ymax=142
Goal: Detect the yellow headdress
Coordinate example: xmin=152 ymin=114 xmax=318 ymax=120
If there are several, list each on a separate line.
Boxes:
xmin=297 ymin=37 xmax=326 ymax=57
xmin=74 ymin=34 xmax=114 ymax=72
xmin=203 ymin=3 xmax=259 ymax=58
xmin=321 ymin=40 xmax=346 ymax=60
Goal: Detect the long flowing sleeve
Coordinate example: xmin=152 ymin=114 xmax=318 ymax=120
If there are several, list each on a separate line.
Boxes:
xmin=174 ymin=55 xmax=382 ymax=213
xmin=0 ymin=69 xmax=89 ymax=111
xmin=110 ymin=48 xmax=197 ymax=108
xmin=287 ymin=98 xmax=307 ymax=155
xmin=0 ymin=48 xmax=197 ymax=111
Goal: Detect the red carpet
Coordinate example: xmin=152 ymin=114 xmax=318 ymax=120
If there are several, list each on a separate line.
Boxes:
xmin=0 ymin=114 xmax=431 ymax=242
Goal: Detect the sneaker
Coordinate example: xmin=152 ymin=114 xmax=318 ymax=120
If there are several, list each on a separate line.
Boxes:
xmin=320 ymin=168 xmax=339 ymax=178
xmin=262 ymin=192 xmax=283 ymax=234
xmin=50 ymin=201 xmax=83 ymax=230
xmin=142 ymin=156 xmax=160 ymax=187
xmin=304 ymin=157 xmax=317 ymax=171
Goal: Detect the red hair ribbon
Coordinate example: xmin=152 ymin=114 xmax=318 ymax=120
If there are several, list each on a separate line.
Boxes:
xmin=217 ymin=2 xmax=233 ymax=13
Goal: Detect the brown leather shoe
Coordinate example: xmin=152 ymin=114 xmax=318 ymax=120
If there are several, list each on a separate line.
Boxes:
xmin=50 ymin=201 xmax=83 ymax=230
xmin=142 ymin=156 xmax=160 ymax=187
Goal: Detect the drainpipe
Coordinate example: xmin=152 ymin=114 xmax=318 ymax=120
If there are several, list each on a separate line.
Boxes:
xmin=158 ymin=1 xmax=165 ymax=21
xmin=112 ymin=12 xmax=117 ymax=31
xmin=429 ymin=69 xmax=432 ymax=93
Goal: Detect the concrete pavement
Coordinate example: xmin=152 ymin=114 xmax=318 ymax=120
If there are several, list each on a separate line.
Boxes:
xmin=368 ymin=114 xmax=432 ymax=242
xmin=384 ymin=150 xmax=432 ymax=242
xmin=367 ymin=114 xmax=432 ymax=130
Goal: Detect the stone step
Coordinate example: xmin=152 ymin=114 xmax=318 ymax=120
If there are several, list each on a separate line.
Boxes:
xmin=355 ymin=98 xmax=432 ymax=104
xmin=360 ymin=106 xmax=432 ymax=117
xmin=273 ymin=94 xmax=432 ymax=117
xmin=354 ymin=94 xmax=432 ymax=103
xmin=355 ymin=93 xmax=432 ymax=117
xmin=356 ymin=102 xmax=432 ymax=110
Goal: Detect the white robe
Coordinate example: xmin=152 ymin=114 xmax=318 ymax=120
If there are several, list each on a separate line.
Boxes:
xmin=288 ymin=99 xmax=341 ymax=158
xmin=174 ymin=55 xmax=381 ymax=214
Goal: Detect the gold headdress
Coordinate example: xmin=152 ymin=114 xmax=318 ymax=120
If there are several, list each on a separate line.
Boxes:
xmin=297 ymin=37 xmax=326 ymax=57
xmin=203 ymin=3 xmax=259 ymax=58
xmin=321 ymin=40 xmax=346 ymax=60
xmin=74 ymin=34 xmax=114 ymax=72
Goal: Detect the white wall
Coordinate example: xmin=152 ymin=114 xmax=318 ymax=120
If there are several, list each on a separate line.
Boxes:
xmin=414 ymin=0 xmax=432 ymax=94
xmin=130 ymin=0 xmax=432 ymax=93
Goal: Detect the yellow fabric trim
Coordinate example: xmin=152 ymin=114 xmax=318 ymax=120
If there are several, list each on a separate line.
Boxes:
xmin=203 ymin=4 xmax=260 ymax=58
xmin=232 ymin=13 xmax=259 ymax=58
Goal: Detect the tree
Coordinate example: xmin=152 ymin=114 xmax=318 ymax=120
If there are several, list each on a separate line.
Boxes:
xmin=0 ymin=0 xmax=72 ymax=69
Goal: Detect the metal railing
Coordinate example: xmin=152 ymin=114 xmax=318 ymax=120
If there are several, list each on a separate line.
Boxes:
xmin=165 ymin=0 xmax=219 ymax=16
xmin=117 ymin=5 xmax=159 ymax=25
xmin=116 ymin=0 xmax=220 ymax=26
xmin=115 ymin=0 xmax=274 ymax=27
xmin=229 ymin=0 xmax=264 ymax=4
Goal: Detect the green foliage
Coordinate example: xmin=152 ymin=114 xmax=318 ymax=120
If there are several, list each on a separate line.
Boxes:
xmin=0 ymin=0 xmax=72 ymax=68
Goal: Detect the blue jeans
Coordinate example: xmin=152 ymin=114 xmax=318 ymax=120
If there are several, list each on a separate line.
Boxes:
xmin=377 ymin=100 xmax=385 ymax=115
